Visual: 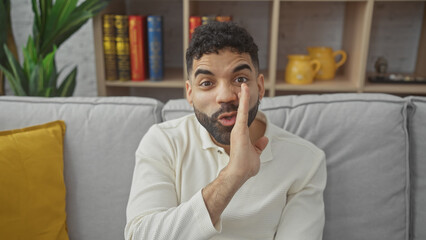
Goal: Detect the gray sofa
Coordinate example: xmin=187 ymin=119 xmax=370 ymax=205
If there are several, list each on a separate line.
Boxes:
xmin=0 ymin=93 xmax=425 ymax=240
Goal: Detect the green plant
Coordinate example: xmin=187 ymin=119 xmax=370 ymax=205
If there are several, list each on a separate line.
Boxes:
xmin=0 ymin=0 xmax=19 ymax=95
xmin=0 ymin=0 xmax=109 ymax=97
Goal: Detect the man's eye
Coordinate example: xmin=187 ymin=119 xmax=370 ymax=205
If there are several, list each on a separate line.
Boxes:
xmin=200 ymin=81 xmax=213 ymax=87
xmin=235 ymin=77 xmax=248 ymax=84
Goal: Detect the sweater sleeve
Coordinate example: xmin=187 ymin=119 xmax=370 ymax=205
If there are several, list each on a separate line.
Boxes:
xmin=274 ymin=151 xmax=327 ymax=240
xmin=125 ymin=125 xmax=221 ymax=240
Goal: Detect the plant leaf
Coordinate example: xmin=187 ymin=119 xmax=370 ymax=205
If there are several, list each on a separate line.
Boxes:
xmin=0 ymin=0 xmax=12 ymax=70
xmin=46 ymin=52 xmax=58 ymax=96
xmin=58 ymin=67 xmax=77 ymax=97
xmin=28 ymin=62 xmax=40 ymax=96
xmin=31 ymin=0 xmax=42 ymax=50
xmin=44 ymin=87 xmax=53 ymax=97
xmin=40 ymin=0 xmax=78 ymax=55
xmin=3 ymin=44 xmax=29 ymax=94
xmin=52 ymin=11 xmax=93 ymax=48
xmin=39 ymin=0 xmax=109 ymax=56
xmin=0 ymin=64 xmax=27 ymax=96
xmin=36 ymin=59 xmax=45 ymax=96
xmin=41 ymin=46 xmax=57 ymax=89
xmin=23 ymin=36 xmax=38 ymax=80
xmin=75 ymin=0 xmax=110 ymax=15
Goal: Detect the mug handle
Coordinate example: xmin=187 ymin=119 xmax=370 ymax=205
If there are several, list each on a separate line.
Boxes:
xmin=334 ymin=50 xmax=347 ymax=68
xmin=311 ymin=59 xmax=321 ymax=76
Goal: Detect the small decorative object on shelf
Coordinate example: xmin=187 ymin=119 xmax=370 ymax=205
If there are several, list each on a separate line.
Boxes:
xmin=285 ymin=55 xmax=321 ymax=85
xmin=375 ymin=56 xmax=388 ymax=74
xmin=307 ymin=46 xmax=347 ymax=81
xmin=368 ymin=73 xmax=426 ymax=84
xmin=369 ymin=57 xmax=426 ymax=84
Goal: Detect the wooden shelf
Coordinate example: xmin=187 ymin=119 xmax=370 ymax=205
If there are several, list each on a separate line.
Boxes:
xmin=363 ymin=83 xmax=426 ymax=95
xmin=275 ymin=75 xmax=359 ymax=92
xmin=105 ymin=68 xmax=184 ymax=88
xmin=281 ymin=0 xmax=368 ymax=2
xmin=93 ymin=0 xmax=426 ymax=99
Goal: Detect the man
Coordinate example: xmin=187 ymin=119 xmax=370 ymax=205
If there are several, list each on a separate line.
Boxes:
xmin=125 ymin=22 xmax=326 ymax=240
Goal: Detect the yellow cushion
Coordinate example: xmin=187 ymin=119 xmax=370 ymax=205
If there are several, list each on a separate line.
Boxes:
xmin=0 ymin=120 xmax=69 ymax=240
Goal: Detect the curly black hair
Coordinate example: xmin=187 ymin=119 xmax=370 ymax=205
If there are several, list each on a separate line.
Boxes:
xmin=185 ymin=22 xmax=259 ymax=78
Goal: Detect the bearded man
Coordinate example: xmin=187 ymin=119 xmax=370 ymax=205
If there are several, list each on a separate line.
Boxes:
xmin=125 ymin=22 xmax=327 ymax=240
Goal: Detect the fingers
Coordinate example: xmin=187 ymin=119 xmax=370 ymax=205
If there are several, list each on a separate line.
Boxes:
xmin=254 ymin=136 xmax=269 ymax=153
xmin=236 ymin=83 xmax=250 ymax=127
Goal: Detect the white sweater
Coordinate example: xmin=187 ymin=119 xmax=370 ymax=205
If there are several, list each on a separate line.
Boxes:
xmin=125 ymin=112 xmax=326 ymax=240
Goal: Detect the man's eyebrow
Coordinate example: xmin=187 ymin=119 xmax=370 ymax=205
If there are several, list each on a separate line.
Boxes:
xmin=194 ymin=69 xmax=214 ymax=79
xmin=233 ymin=64 xmax=252 ymax=73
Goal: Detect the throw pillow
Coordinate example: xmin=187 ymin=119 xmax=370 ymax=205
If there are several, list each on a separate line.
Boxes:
xmin=0 ymin=120 xmax=69 ymax=240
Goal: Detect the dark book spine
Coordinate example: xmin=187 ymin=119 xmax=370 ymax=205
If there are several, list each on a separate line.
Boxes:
xmin=147 ymin=16 xmax=164 ymax=81
xmin=201 ymin=15 xmax=216 ymax=25
xmin=102 ymin=14 xmax=118 ymax=81
xmin=114 ymin=15 xmax=131 ymax=81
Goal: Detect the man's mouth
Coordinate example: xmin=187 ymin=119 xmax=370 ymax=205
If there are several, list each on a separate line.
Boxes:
xmin=218 ymin=112 xmax=237 ymax=126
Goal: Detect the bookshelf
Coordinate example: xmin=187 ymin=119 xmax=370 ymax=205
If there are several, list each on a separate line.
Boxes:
xmin=93 ymin=0 xmax=426 ymax=99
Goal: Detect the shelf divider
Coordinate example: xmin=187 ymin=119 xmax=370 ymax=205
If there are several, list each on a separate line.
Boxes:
xmin=415 ymin=3 xmax=426 ymax=77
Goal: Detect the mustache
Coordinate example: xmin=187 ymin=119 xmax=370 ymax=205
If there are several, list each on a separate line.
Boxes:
xmin=211 ymin=103 xmax=239 ymax=120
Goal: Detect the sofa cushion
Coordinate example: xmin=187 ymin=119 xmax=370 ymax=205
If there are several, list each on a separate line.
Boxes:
xmin=163 ymin=93 xmax=410 ymax=240
xmin=0 ymin=96 xmax=163 ymax=240
xmin=162 ymin=99 xmax=193 ymax=121
xmin=406 ymin=96 xmax=426 ymax=240
xmin=0 ymin=120 xmax=68 ymax=240
xmin=261 ymin=94 xmax=410 ymax=240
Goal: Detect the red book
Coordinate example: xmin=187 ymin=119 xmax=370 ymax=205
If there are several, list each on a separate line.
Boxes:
xmin=129 ymin=15 xmax=148 ymax=81
xmin=189 ymin=16 xmax=201 ymax=41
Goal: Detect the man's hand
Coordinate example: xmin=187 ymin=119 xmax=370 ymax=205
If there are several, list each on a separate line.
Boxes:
xmin=226 ymin=83 xmax=269 ymax=183
xmin=202 ymin=83 xmax=269 ymax=226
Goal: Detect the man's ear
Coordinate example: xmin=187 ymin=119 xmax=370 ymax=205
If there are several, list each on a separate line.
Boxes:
xmin=185 ymin=80 xmax=193 ymax=105
xmin=257 ymin=74 xmax=265 ymax=100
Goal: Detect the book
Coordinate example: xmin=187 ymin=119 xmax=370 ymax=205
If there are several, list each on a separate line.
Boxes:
xmin=129 ymin=15 xmax=148 ymax=81
xmin=201 ymin=15 xmax=216 ymax=25
xmin=189 ymin=16 xmax=201 ymax=40
xmin=216 ymin=16 xmax=232 ymax=22
xmin=147 ymin=16 xmax=164 ymax=81
xmin=102 ymin=14 xmax=118 ymax=81
xmin=114 ymin=15 xmax=131 ymax=81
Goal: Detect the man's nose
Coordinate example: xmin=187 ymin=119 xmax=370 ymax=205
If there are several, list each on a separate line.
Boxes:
xmin=216 ymin=82 xmax=239 ymax=104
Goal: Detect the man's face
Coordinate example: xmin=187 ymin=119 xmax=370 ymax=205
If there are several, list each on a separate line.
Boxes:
xmin=185 ymin=49 xmax=265 ymax=145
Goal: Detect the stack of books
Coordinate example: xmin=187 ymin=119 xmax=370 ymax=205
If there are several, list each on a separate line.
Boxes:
xmin=189 ymin=15 xmax=232 ymax=40
xmin=102 ymin=14 xmax=164 ymax=82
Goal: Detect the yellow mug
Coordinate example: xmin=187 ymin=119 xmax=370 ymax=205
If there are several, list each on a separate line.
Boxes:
xmin=285 ymin=55 xmax=321 ymax=85
xmin=307 ymin=47 xmax=347 ymax=80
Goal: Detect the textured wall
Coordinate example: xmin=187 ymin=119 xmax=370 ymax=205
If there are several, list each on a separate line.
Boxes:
xmin=368 ymin=2 xmax=424 ymax=73
xmin=5 ymin=1 xmax=424 ymax=96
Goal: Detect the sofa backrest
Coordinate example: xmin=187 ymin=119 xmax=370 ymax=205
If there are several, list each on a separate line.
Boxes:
xmin=0 ymin=96 xmax=163 ymax=240
xmin=162 ymin=93 xmax=414 ymax=240
xmin=407 ymin=96 xmax=426 ymax=240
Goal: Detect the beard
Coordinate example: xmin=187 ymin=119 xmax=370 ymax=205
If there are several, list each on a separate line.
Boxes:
xmin=193 ymin=98 xmax=260 ymax=145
